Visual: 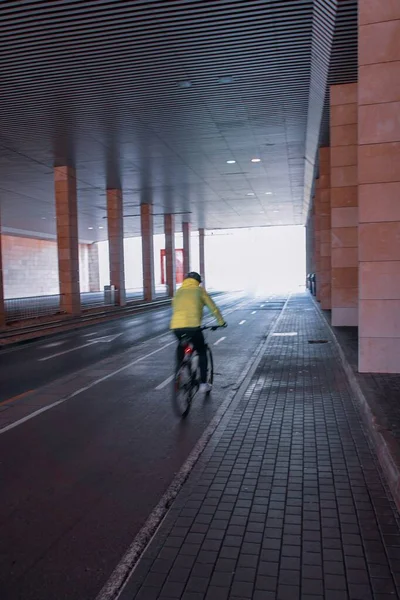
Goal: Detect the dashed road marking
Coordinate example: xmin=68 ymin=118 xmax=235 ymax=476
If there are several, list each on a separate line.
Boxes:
xmin=239 ymin=320 xmax=246 ymax=325
xmin=155 ymin=375 xmax=174 ymax=390
xmin=213 ymin=337 xmax=226 ymax=346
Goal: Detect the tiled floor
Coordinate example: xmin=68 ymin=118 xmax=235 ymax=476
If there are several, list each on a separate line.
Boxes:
xmin=120 ymin=295 xmax=400 ymax=600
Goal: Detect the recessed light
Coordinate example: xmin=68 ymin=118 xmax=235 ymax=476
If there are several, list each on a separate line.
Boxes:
xmin=99 ymin=226 xmax=104 ymax=230
xmin=219 ymin=76 xmax=234 ymax=84
xmin=88 ymin=227 xmax=94 ymax=230
xmin=251 ymin=158 xmax=261 ymax=163
xmin=273 ymin=210 xmax=280 ymax=213
xmin=178 ymin=80 xmax=192 ymax=89
xmin=41 ymin=217 xmax=47 ymax=220
xmin=246 ymin=192 xmax=255 ymax=196
xmin=226 ymin=160 xmax=236 ymax=164
xmin=265 ymin=192 xmax=272 ymax=195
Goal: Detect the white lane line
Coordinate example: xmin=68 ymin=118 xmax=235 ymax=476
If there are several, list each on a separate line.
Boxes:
xmin=251 ymin=311 xmax=257 ymax=315
xmin=260 ymin=304 xmax=265 ymax=308
xmin=155 ymin=374 xmax=174 ymax=390
xmin=39 ymin=333 xmax=123 ymax=361
xmin=213 ymin=336 xmax=226 ymax=346
xmin=38 ymin=341 xmax=98 ymax=361
xmin=42 ymin=341 xmax=64 ymax=349
xmin=239 ymin=320 xmax=246 ymax=325
xmin=0 ymin=340 xmax=175 ymax=435
xmin=83 ymin=331 xmax=103 ymax=337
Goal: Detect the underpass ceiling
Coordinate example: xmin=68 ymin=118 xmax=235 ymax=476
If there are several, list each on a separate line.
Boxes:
xmin=0 ymin=0 xmax=357 ymax=243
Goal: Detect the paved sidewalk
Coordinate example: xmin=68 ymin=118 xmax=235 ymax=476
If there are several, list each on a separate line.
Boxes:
xmin=119 ymin=294 xmax=400 ymax=600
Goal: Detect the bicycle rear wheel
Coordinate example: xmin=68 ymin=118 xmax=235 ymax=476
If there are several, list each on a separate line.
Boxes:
xmin=172 ymin=362 xmax=193 ymax=418
xmin=206 ymin=346 xmax=214 ymax=393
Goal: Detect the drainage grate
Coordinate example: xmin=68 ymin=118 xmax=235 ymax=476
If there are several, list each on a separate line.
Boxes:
xmin=308 ymin=340 xmax=329 ymax=344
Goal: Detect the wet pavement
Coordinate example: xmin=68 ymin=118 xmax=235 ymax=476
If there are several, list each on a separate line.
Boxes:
xmin=118 ymin=294 xmax=400 ymax=600
xmin=0 ymin=294 xmax=282 ymax=600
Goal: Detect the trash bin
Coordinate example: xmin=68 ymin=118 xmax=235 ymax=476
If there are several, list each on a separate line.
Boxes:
xmin=104 ymin=284 xmax=115 ymax=306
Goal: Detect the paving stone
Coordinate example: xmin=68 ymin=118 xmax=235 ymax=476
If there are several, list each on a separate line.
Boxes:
xmin=127 ymin=296 xmax=400 ymax=599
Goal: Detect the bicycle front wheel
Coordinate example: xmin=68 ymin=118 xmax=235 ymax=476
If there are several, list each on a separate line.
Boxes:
xmin=172 ymin=363 xmax=193 ymax=418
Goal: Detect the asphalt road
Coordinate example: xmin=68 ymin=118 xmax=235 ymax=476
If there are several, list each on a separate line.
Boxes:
xmin=0 ymin=294 xmax=286 ymax=600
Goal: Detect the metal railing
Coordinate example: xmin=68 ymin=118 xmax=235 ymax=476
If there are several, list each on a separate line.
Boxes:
xmin=80 ymin=291 xmax=114 ymax=310
xmin=4 ymin=284 xmax=171 ymax=324
xmin=126 ymin=288 xmax=144 ymax=302
xmin=4 ymin=294 xmax=63 ymax=323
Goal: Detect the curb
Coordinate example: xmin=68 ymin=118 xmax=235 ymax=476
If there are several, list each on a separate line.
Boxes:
xmin=95 ymin=299 xmax=290 ymax=600
xmin=311 ymin=295 xmax=400 ymax=512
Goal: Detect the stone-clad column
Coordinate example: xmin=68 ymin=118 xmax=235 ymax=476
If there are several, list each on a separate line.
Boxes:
xmin=318 ymin=147 xmax=332 ymax=310
xmin=314 ymin=183 xmax=321 ymax=301
xmin=141 ymin=203 xmax=155 ymax=302
xmin=199 ymin=228 xmax=206 ymax=287
xmin=107 ymin=189 xmax=126 ymax=306
xmin=0 ymin=216 xmax=5 ymax=327
xmin=164 ymin=214 xmax=176 ymax=298
xmin=330 ymin=83 xmax=358 ymax=326
xmin=358 ymin=0 xmax=400 ymax=372
xmin=88 ymin=243 xmax=100 ymax=292
xmin=182 ymin=221 xmax=191 ymax=275
xmin=54 ymin=165 xmax=81 ymax=315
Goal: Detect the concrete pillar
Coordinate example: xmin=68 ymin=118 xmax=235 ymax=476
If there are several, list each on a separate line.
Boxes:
xmin=54 ymin=166 xmax=81 ymax=315
xmin=107 ymin=189 xmax=126 ymax=306
xmin=88 ymin=243 xmax=100 ymax=292
xmin=164 ymin=214 xmax=176 ymax=298
xmin=199 ymin=228 xmax=206 ymax=287
xmin=330 ymin=83 xmax=358 ymax=326
xmin=0 ymin=223 xmax=5 ymax=327
xmin=358 ymin=0 xmax=400 ymax=372
xmin=319 ymin=148 xmax=332 ymax=310
xmin=141 ymin=203 xmax=155 ymax=302
xmin=182 ymin=221 xmax=191 ymax=275
xmin=314 ymin=184 xmax=322 ymax=301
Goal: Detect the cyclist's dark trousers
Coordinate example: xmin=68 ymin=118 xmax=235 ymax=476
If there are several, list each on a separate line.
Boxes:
xmin=173 ymin=328 xmax=207 ymax=384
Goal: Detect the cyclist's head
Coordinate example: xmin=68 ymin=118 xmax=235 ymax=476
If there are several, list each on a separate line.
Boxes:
xmin=186 ymin=271 xmax=202 ymax=284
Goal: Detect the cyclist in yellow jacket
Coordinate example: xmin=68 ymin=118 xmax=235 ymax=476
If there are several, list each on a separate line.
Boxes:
xmin=170 ymin=272 xmax=226 ymax=393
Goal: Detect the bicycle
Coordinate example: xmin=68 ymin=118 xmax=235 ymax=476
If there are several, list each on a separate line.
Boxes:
xmin=172 ymin=325 xmax=225 ymax=418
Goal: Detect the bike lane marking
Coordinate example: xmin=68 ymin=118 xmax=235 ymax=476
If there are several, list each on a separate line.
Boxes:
xmin=213 ymin=336 xmax=226 ymax=346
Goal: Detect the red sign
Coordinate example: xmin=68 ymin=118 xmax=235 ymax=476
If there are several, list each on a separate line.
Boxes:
xmin=160 ymin=249 xmax=184 ymax=284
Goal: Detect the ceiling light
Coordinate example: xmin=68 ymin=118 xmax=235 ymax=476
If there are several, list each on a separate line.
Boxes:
xmin=178 ymin=80 xmax=192 ymax=89
xmin=265 ymin=192 xmax=272 ymax=195
xmin=99 ymin=226 xmax=104 ymax=230
xmin=88 ymin=227 xmax=94 ymax=230
xmin=251 ymin=158 xmax=261 ymax=163
xmin=226 ymin=160 xmax=236 ymax=164
xmin=246 ymin=192 xmax=255 ymax=196
xmin=273 ymin=210 xmax=280 ymax=213
xmin=41 ymin=217 xmax=47 ymax=220
xmin=218 ymin=76 xmax=234 ymax=84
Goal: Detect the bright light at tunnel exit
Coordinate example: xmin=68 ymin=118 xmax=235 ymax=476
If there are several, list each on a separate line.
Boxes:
xmin=205 ymin=226 xmax=306 ymax=295
xmin=97 ymin=226 xmax=306 ymax=296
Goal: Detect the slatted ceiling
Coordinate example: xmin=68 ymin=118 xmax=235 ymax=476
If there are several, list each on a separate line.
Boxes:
xmin=0 ymin=1 xmax=357 ymax=242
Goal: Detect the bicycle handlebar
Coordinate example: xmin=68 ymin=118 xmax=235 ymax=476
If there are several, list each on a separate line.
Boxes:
xmin=201 ymin=324 xmax=227 ymax=331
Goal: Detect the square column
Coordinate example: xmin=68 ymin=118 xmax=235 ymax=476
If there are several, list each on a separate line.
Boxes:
xmin=330 ymin=83 xmax=358 ymax=326
xmin=164 ymin=214 xmax=176 ymax=298
xmin=314 ymin=183 xmax=321 ymax=301
xmin=358 ymin=0 xmax=400 ymax=372
xmin=318 ymin=147 xmax=332 ymax=310
xmin=107 ymin=189 xmax=126 ymax=306
xmin=182 ymin=221 xmax=191 ymax=275
xmin=55 ymin=166 xmax=81 ymax=315
xmin=141 ymin=203 xmax=155 ymax=302
xmin=0 ymin=222 xmax=5 ymax=328
xmin=199 ymin=228 xmax=206 ymax=287
xmin=88 ymin=243 xmax=100 ymax=292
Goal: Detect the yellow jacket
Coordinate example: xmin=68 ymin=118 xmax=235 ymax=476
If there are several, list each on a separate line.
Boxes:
xmin=170 ymin=278 xmax=225 ymax=329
